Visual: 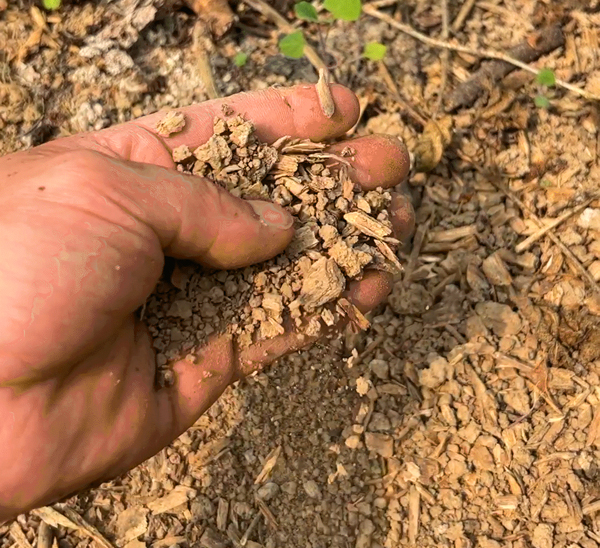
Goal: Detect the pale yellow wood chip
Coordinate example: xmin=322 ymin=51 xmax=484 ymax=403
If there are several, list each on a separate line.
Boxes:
xmin=338 ymin=298 xmax=370 ymax=331
xmin=146 ymin=486 xmax=197 ymax=515
xmin=254 ymin=445 xmax=282 ymax=484
xmin=32 ymin=507 xmax=78 ymax=531
xmin=53 ymin=505 xmax=116 ymax=548
xmin=344 ymin=211 xmax=392 ymax=240
xmin=10 ymin=522 xmax=33 ymax=548
xmin=155 ymin=110 xmax=186 ymax=137
xmin=316 ymin=68 xmax=335 ymax=118
xmin=375 ymin=239 xmax=403 ymax=273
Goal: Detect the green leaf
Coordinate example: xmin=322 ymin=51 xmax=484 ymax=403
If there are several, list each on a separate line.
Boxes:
xmin=363 ymin=42 xmax=387 ymax=61
xmin=323 ymin=0 xmax=361 ymax=21
xmin=233 ymin=52 xmax=248 ymax=67
xmin=279 ymin=31 xmax=306 ymax=59
xmin=536 ymin=68 xmax=556 ymax=87
xmin=534 ymin=94 xmax=551 ymax=109
xmin=295 ymin=1 xmax=319 ymax=22
xmin=42 ymin=0 xmax=61 ymax=9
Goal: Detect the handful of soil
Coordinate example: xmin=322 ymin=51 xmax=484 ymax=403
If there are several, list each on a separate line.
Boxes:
xmin=145 ymin=110 xmax=402 ymax=372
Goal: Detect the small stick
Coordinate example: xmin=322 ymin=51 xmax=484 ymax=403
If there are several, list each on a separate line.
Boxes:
xmin=403 ymin=217 xmax=431 ymax=284
xmin=316 ymin=68 xmax=335 ymax=118
xmin=239 ymin=513 xmax=261 ymax=546
xmin=363 ymin=5 xmax=600 ymax=105
xmin=451 ymin=0 xmax=477 ymax=33
xmin=378 ymin=62 xmax=428 ymax=127
xmin=192 ymin=22 xmax=220 ymax=99
xmin=436 ymin=0 xmax=450 ymax=114
xmin=515 ymin=196 xmax=596 ymax=253
xmin=241 ymin=0 xmax=329 ymax=75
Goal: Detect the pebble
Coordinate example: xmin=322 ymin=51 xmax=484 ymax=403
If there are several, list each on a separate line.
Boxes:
xmin=368 ymin=413 xmax=391 ymax=432
xmin=364 ymin=433 xmax=394 ymax=458
xmin=281 ymin=481 xmax=298 ymax=496
xmin=359 ymin=519 xmax=375 ymax=535
xmin=345 ymin=435 xmax=362 ymax=449
xmin=190 ymin=496 xmax=214 ymax=520
xmin=257 ymin=482 xmax=280 ymax=501
xmin=303 ymin=480 xmax=322 ymax=499
xmin=531 ymin=523 xmax=554 ymax=548
xmin=369 ymin=359 xmax=389 ymax=380
xmin=167 ymin=300 xmax=193 ymax=319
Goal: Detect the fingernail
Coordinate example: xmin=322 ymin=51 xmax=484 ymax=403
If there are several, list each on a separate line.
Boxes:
xmin=249 ymin=200 xmax=294 ymax=230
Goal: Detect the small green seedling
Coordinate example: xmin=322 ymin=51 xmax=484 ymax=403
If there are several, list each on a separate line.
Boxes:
xmin=42 ymin=0 xmax=61 ymax=9
xmin=233 ymin=52 xmax=248 ymax=67
xmin=295 ymin=1 xmax=319 ymax=22
xmin=534 ymin=68 xmax=555 ymax=109
xmin=363 ymin=42 xmax=387 ymax=61
xmin=534 ymin=95 xmax=551 ymax=109
xmin=536 ymin=68 xmax=556 ymax=87
xmin=279 ymin=31 xmax=306 ymax=59
xmin=280 ymin=1 xmax=368 ymax=60
xmin=323 ymin=0 xmax=362 ymax=21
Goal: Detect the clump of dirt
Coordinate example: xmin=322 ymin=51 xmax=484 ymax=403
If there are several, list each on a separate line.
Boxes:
xmin=145 ymin=110 xmax=401 ymax=371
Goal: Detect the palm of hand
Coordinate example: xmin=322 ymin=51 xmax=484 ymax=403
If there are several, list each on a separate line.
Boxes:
xmin=0 ymin=85 xmax=413 ymax=521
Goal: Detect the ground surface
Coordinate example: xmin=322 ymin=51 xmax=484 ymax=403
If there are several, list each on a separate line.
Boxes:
xmin=2 ymin=1 xmax=600 ymax=547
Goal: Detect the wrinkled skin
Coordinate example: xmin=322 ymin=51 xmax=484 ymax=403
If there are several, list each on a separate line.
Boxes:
xmin=0 ymin=84 xmax=414 ymax=522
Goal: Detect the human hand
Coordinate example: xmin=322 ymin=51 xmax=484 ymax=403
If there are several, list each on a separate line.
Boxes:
xmin=0 ymin=84 xmax=414 ymax=522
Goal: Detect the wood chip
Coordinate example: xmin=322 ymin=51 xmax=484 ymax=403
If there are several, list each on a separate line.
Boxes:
xmin=344 ymin=211 xmax=392 ymax=240
xmin=147 ymin=486 xmax=197 ymax=515
xmin=254 ymin=446 xmax=282 ymax=484
xmin=300 ymin=257 xmax=346 ymax=309
xmin=408 ymin=486 xmax=420 ymax=545
xmin=36 ymin=521 xmax=53 ymax=548
xmin=114 ymin=507 xmax=148 ymax=547
xmin=316 ymin=68 xmax=335 ymax=118
xmin=52 ymin=505 xmax=116 ymax=548
xmin=337 ymin=298 xmax=371 ymax=331
xmin=155 ymin=110 xmax=185 ymax=137
xmin=216 ymin=498 xmax=229 ymax=531
xmin=10 ymin=522 xmax=33 ymax=548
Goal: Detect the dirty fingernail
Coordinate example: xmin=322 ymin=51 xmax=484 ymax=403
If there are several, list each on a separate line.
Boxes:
xmin=249 ymin=200 xmax=294 ymax=230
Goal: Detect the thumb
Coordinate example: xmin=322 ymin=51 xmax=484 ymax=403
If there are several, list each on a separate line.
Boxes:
xmin=104 ymin=152 xmax=294 ymax=268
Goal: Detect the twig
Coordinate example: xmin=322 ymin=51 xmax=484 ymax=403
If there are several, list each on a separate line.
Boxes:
xmin=241 ymin=0 xmax=328 ymax=75
xmin=451 ymin=0 xmax=477 ymax=33
xmin=446 ymin=25 xmax=566 ymax=111
xmin=436 ymin=0 xmax=450 ymax=114
xmin=363 ymin=5 xmax=600 ymax=106
xmin=515 ymin=196 xmax=596 ymax=253
xmin=378 ymin=62 xmax=428 ymax=127
xmin=403 ymin=217 xmax=431 ymax=284
xmin=192 ymin=22 xmax=220 ymax=99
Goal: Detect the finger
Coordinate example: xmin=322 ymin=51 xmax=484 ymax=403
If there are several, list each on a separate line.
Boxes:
xmin=134 ymin=84 xmax=361 ymax=148
xmin=69 ymin=85 xmax=361 ymax=167
xmin=328 ymin=134 xmax=411 ymax=190
xmin=156 ymin=334 xmax=237 ymax=435
xmin=390 ymin=192 xmax=416 ymax=243
xmin=99 ymin=152 xmax=295 ymax=268
xmin=235 ymin=269 xmax=394 ymax=377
